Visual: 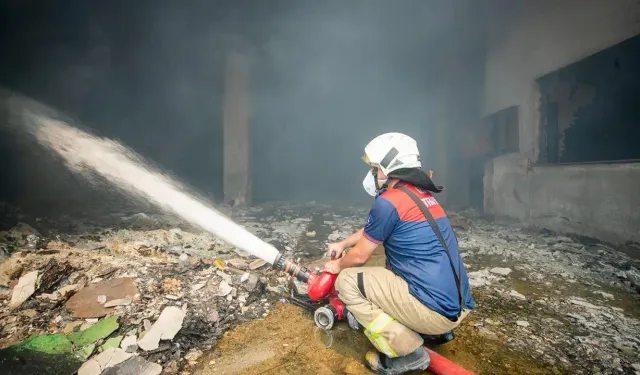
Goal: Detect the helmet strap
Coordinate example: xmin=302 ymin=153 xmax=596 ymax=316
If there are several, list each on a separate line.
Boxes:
xmin=372 ymin=167 xmax=389 ymax=193
xmin=372 ymin=167 xmax=380 ymax=193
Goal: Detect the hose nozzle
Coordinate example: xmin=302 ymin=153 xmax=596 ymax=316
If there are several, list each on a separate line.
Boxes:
xmin=272 ymin=253 xmax=312 ymax=283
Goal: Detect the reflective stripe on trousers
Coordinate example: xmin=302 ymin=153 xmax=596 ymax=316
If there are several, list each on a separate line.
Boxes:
xmin=365 ymin=313 xmax=398 ymax=357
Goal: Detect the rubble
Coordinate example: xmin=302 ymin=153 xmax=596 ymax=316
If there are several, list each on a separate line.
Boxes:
xmin=594 ymin=291 xmax=614 ymax=299
xmin=0 ymin=315 xmax=123 ymax=374
xmin=185 ymin=348 xmax=203 ymax=362
xmin=120 ymin=335 xmax=137 ymax=352
xmin=66 ymin=278 xmax=139 ymax=318
xmin=455 ymin=210 xmax=640 ymax=374
xmin=489 ymin=267 xmax=512 ymax=276
xmin=9 ymin=270 xmax=38 ymax=308
xmin=626 ymin=268 xmax=640 ymax=291
xmin=57 ymin=284 xmax=81 ymax=298
xmin=64 ymin=320 xmax=85 ymax=334
xmin=467 ymin=269 xmax=499 ymax=287
xmin=0 ymin=258 xmax=22 ymax=287
xmin=78 ymin=348 xmax=133 ymax=375
xmin=104 ymin=298 xmax=132 ymax=307
xmin=38 ymin=259 xmax=74 ymax=292
xmin=509 ymin=290 xmax=526 ymax=300
xmin=245 ymin=273 xmax=259 ymax=291
xmin=0 ymin=222 xmax=40 ymax=248
xmin=569 ymin=298 xmax=602 ymax=310
xmin=218 ymin=280 xmax=233 ymax=297
xmin=249 ymin=259 xmax=266 ymax=270
xmin=1 ymin=203 xmax=638 ymax=374
xmin=0 ymin=205 xmax=295 ymax=371
xmin=207 ymin=309 xmax=220 ymax=323
xmin=137 ymin=306 xmax=186 ymax=351
xmin=99 ymin=336 xmax=123 ymax=351
xmin=226 ymin=258 xmax=249 ymax=270
xmin=162 ymin=278 xmax=182 ymax=294
xmin=102 ymin=356 xmax=162 ymax=375
xmin=190 ymin=283 xmax=206 ymax=292
xmin=67 ymin=316 xmax=119 ymax=347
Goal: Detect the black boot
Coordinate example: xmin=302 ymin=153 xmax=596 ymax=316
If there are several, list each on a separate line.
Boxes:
xmin=420 ymin=330 xmax=455 ymax=347
xmin=365 ymin=347 xmax=430 ymax=375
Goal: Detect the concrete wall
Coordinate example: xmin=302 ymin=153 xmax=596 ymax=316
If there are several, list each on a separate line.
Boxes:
xmin=529 ymin=162 xmax=640 ymax=244
xmin=484 ymin=0 xmax=640 ymax=156
xmin=485 ymin=157 xmax=640 ymax=244
xmin=484 ymin=153 xmax=531 ymax=221
xmin=482 ymin=0 xmax=640 ymax=245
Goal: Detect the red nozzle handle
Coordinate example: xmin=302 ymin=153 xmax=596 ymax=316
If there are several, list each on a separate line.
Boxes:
xmin=308 ymin=272 xmax=338 ymax=302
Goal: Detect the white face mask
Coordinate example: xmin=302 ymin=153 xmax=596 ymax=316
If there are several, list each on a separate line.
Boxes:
xmin=362 ymin=170 xmax=387 ymax=197
xmin=362 ymin=171 xmax=377 ymax=196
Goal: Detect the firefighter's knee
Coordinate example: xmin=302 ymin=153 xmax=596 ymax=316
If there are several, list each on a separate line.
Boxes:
xmin=335 ymin=268 xmax=356 ymax=293
xmin=335 ymin=268 xmax=362 ymax=304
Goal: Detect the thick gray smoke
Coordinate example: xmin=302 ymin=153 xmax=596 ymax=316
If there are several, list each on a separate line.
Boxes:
xmin=250 ymin=1 xmax=456 ymax=204
xmin=0 ymin=0 xmax=492 ymax=212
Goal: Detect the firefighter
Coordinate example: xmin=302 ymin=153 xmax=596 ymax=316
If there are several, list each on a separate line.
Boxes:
xmin=324 ymin=132 xmax=475 ymax=375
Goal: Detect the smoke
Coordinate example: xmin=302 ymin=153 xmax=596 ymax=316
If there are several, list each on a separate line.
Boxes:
xmin=250 ymin=1 xmax=463 ymax=204
xmin=0 ymin=0 xmax=492 ymax=211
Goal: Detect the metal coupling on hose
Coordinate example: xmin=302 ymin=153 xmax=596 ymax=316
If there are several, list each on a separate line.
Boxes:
xmin=314 ymin=306 xmax=336 ymax=330
xmin=272 ymin=253 xmax=286 ymax=271
xmin=272 ymin=253 xmax=311 ymax=283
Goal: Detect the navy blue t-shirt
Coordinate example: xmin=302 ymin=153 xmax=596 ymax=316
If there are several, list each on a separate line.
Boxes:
xmin=363 ymin=183 xmax=474 ymax=320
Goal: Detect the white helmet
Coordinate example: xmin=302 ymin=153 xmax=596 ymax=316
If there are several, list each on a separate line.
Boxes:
xmin=362 ymin=132 xmax=422 ymax=176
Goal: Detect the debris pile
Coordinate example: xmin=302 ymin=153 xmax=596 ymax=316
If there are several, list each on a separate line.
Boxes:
xmin=454 ymin=211 xmax=640 ymax=375
xmin=0 ymin=202 xmax=365 ymax=374
xmin=2 ymin=203 xmax=637 ymax=375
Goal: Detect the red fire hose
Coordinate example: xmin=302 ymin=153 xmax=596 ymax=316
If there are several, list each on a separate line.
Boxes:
xmin=426 ymin=348 xmax=474 ymax=375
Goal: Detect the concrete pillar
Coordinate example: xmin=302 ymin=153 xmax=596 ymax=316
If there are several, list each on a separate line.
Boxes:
xmin=223 ymin=52 xmax=251 ymax=205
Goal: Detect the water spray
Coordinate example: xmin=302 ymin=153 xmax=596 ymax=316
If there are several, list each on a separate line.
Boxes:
xmin=17 ymin=106 xmax=345 ymax=328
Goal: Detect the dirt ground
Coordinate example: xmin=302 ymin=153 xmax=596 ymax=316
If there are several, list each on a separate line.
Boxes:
xmin=194 ymin=299 xmax=570 ymax=375
xmin=196 ymin=303 xmax=372 ymax=375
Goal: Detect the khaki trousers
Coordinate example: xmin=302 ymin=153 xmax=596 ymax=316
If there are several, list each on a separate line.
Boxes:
xmin=335 ymin=267 xmax=469 ymax=358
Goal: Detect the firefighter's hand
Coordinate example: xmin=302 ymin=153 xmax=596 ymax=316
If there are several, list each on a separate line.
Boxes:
xmin=323 ymin=259 xmax=342 ymax=274
xmin=327 ymin=242 xmax=345 ymax=259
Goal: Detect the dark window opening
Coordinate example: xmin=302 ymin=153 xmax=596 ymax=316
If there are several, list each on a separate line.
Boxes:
xmin=466 ymin=106 xmax=519 ymax=211
xmin=538 ymin=33 xmax=640 ymax=164
xmin=484 ymin=105 xmax=519 ymax=156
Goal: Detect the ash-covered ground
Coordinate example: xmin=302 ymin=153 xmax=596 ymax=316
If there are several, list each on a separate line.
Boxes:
xmin=0 ymin=201 xmax=639 ymax=375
